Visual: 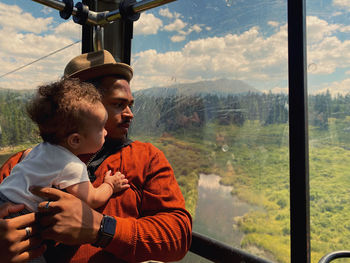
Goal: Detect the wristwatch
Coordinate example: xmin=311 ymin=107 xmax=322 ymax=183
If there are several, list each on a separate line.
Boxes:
xmin=92 ymin=215 xmax=117 ymax=248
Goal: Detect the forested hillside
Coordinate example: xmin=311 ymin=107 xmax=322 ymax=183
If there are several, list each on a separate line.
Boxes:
xmin=131 ymin=89 xmax=348 ymax=137
xmin=0 ymin=89 xmax=39 ymax=147
xmin=0 ymin=84 xmax=348 ymax=148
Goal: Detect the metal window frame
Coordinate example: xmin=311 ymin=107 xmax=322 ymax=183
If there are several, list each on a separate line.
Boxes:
xmin=288 ymin=0 xmax=310 ymax=262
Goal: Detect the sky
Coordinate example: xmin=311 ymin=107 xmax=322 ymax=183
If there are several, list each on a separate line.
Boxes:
xmin=0 ymin=0 xmax=350 ymax=95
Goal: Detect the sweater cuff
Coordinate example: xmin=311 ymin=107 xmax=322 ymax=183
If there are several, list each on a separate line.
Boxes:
xmin=105 ymin=216 xmax=136 ymax=259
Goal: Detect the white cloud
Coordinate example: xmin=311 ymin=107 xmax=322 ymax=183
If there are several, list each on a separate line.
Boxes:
xmin=163 ymin=18 xmax=187 ymax=32
xmin=332 ymin=11 xmax=343 ymax=16
xmin=170 ymin=35 xmax=186 ymax=42
xmin=339 ymin=25 xmax=350 ymax=32
xmin=190 ymin=24 xmax=202 ymax=33
xmin=159 ymin=8 xmax=173 ymax=18
xmin=305 ymin=16 xmax=350 ymax=75
xmin=41 ymin=6 xmax=53 ymax=15
xmin=0 ymin=4 xmax=81 ymax=90
xmin=333 ymin=0 xmax=350 ymax=11
xmin=134 ymin=13 xmax=163 ymax=35
xmin=131 ymin=25 xmax=289 ymax=90
xmin=316 ymin=78 xmax=350 ymax=95
xmin=307 ymin=34 xmax=350 ymax=75
xmin=0 ymin=3 xmax=52 ymax=34
xmin=131 ymin=15 xmax=350 ymax=92
xmin=159 ymin=8 xmax=181 ymax=19
xmin=307 ymin=16 xmax=339 ymax=44
xmin=268 ymin=21 xmax=279 ymax=27
xmin=0 ymin=43 xmax=81 ymax=90
xmin=54 ymin=20 xmax=80 ymax=40
xmin=265 ymin=86 xmax=288 ymax=94
xmin=168 ymin=24 xmax=203 ymax=42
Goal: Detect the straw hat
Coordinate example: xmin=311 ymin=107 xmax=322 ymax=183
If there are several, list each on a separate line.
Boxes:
xmin=64 ymin=50 xmax=133 ymax=82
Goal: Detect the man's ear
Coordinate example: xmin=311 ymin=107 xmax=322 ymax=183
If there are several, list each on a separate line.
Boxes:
xmin=67 ymin=133 xmax=81 ymax=149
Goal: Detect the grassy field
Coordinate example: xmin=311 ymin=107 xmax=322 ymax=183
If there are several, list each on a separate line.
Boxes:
xmin=135 ymin=120 xmax=350 ymax=263
xmin=3 ymin=120 xmax=350 ymax=262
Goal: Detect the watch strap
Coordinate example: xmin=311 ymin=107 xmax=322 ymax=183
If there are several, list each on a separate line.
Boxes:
xmin=92 ymin=215 xmax=116 ymax=248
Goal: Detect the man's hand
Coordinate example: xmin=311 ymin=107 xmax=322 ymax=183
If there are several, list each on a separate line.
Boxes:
xmin=30 ymin=186 xmax=103 ymax=246
xmin=0 ymin=203 xmax=45 ymax=263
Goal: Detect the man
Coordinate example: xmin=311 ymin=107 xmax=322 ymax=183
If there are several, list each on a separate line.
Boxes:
xmin=0 ymin=50 xmax=192 ymax=262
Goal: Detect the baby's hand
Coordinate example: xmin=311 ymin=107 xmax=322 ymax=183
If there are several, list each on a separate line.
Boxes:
xmin=104 ymin=170 xmax=130 ymax=193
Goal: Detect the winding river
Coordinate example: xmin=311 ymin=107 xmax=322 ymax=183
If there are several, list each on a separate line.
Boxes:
xmin=179 ymin=173 xmax=260 ymax=263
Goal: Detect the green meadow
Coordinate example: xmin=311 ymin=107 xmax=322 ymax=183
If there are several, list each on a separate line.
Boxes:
xmin=132 ymin=119 xmax=350 ymax=263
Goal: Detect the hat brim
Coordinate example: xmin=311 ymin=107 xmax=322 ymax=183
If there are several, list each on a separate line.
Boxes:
xmin=67 ymin=63 xmax=133 ymax=82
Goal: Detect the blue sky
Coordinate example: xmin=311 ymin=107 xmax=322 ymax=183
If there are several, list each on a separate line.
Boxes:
xmin=0 ymin=0 xmax=350 ymax=95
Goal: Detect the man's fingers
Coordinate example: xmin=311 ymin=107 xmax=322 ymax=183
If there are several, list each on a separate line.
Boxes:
xmin=40 ymin=227 xmax=57 ymax=241
xmin=29 ymin=186 xmax=63 ymax=201
xmin=0 ymin=203 xmax=25 ymax=218
xmin=7 ymin=212 xmax=36 ymax=229
xmin=12 ymin=243 xmax=46 ymax=263
xmin=37 ymin=200 xmax=61 ymax=214
xmin=17 ymin=236 xmax=43 ymax=253
xmin=20 ymin=224 xmax=40 ymax=241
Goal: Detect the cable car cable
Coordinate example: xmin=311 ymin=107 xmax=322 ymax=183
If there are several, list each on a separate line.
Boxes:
xmin=0 ymin=40 xmax=80 ymax=79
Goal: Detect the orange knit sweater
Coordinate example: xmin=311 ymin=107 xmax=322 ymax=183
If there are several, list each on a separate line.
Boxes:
xmin=0 ymin=141 xmax=192 ymax=262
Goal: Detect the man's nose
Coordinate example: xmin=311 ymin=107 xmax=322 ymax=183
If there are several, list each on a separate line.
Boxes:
xmin=122 ymin=106 xmax=134 ymax=119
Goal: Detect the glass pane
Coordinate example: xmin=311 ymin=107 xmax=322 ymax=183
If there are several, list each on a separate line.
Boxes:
xmin=0 ymin=0 xmax=81 ymax=162
xmin=307 ymin=1 xmax=350 ymax=262
xmin=131 ymin=0 xmax=289 ymax=262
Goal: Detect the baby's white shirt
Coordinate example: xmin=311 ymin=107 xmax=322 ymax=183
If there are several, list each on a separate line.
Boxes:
xmin=0 ymin=142 xmax=89 ymax=211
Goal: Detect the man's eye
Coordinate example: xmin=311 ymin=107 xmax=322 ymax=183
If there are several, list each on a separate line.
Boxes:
xmin=114 ymin=103 xmax=124 ymax=108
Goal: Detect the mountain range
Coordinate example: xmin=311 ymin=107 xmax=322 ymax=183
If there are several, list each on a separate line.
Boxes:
xmin=133 ymin=79 xmax=260 ymax=97
xmin=0 ymin=78 xmax=259 ymax=98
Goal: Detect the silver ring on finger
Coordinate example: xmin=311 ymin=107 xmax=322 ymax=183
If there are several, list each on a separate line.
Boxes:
xmin=25 ymin=227 xmax=32 ymax=238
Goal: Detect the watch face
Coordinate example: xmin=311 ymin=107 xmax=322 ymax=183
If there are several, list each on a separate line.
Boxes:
xmin=103 ymin=216 xmax=117 ymax=237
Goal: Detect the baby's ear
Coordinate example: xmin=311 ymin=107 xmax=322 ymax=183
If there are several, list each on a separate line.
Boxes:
xmin=67 ymin=133 xmax=81 ymax=149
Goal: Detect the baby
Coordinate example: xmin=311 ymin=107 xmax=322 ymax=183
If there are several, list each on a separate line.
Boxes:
xmin=0 ymin=78 xmax=130 ymax=217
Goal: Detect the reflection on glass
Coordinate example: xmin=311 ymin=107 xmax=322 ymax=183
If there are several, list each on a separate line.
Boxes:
xmin=307 ymin=0 xmax=350 ymax=262
xmin=131 ymin=0 xmax=289 ymax=262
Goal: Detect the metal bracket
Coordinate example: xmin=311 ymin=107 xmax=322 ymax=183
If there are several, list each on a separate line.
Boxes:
xmin=73 ymin=2 xmax=89 ymax=25
xmin=119 ymin=0 xmax=140 ymax=22
xmin=59 ymin=0 xmax=73 ymax=20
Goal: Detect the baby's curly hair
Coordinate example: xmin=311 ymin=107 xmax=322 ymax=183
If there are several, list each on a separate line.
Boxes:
xmin=27 ymin=78 xmax=102 ymax=144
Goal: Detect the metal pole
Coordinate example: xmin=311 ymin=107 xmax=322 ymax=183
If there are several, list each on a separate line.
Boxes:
xmin=81 ymin=0 xmax=95 ymax=53
xmin=104 ymin=0 xmax=176 ymax=23
xmin=32 ymin=0 xmax=177 ymax=25
xmin=288 ymin=0 xmax=310 ymax=262
xmin=32 ymin=0 xmax=67 ymax=11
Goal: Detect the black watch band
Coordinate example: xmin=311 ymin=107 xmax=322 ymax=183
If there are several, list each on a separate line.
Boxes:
xmin=92 ymin=215 xmax=116 ymax=248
